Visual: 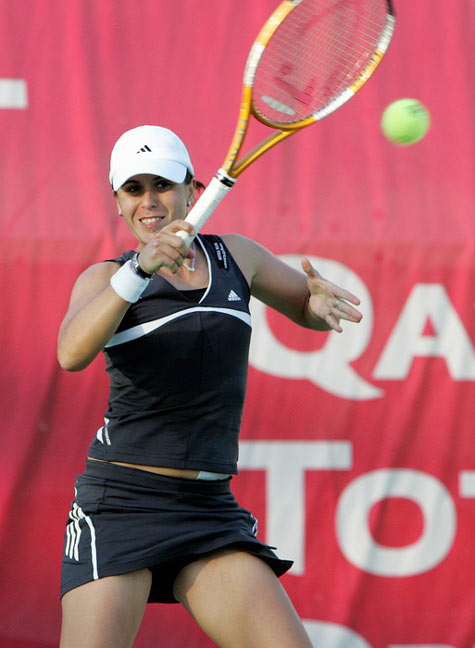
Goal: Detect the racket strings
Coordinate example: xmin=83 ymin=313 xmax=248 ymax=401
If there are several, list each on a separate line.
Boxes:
xmin=253 ymin=0 xmax=390 ymax=125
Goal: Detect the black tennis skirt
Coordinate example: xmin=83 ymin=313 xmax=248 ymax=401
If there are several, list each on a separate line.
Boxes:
xmin=61 ymin=460 xmax=293 ymax=603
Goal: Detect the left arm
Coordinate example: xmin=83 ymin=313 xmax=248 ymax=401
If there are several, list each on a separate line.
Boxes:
xmin=222 ymin=234 xmax=362 ymax=332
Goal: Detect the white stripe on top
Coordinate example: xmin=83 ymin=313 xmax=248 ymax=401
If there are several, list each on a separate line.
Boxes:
xmin=105 ymin=306 xmax=251 ymax=348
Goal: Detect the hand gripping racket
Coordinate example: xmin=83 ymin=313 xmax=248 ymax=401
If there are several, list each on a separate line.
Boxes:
xmin=178 ymin=0 xmax=395 ymax=246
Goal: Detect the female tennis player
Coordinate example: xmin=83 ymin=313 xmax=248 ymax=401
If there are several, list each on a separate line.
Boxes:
xmin=57 ymin=125 xmax=362 ymax=648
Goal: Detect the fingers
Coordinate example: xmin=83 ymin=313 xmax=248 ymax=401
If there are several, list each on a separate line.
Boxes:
xmin=154 ymin=238 xmax=189 ymax=273
xmin=332 ymin=297 xmax=363 ymax=323
xmin=333 ymin=287 xmax=361 ymax=307
xmin=302 ymin=257 xmax=363 ymax=327
xmin=326 ymin=313 xmax=344 ymax=333
xmin=301 ymin=257 xmax=320 ymax=279
xmin=307 ymin=289 xmax=363 ymax=333
xmin=169 ymin=220 xmax=195 ymax=238
xmin=139 ymin=222 xmax=195 ymax=274
xmin=303 ymin=258 xmax=360 ymax=305
xmin=320 ymin=299 xmax=346 ymax=333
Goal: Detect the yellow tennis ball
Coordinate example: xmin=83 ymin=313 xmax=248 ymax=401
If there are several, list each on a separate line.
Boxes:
xmin=381 ymin=98 xmax=430 ymax=145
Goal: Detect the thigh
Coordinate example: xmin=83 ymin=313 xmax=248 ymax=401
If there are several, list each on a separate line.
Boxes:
xmin=60 ymin=569 xmax=152 ymax=648
xmin=173 ymin=549 xmax=312 ymax=648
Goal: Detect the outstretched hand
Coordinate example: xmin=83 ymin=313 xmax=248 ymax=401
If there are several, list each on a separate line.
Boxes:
xmin=301 ymin=258 xmax=363 ymax=333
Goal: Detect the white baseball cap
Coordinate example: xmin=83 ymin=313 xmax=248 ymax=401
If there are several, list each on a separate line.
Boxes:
xmin=109 ymin=125 xmax=194 ymax=191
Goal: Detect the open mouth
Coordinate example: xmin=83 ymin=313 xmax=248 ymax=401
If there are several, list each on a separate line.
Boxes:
xmin=140 ymin=216 xmax=164 ymax=228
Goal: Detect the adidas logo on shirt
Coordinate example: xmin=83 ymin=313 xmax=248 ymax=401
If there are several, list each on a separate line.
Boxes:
xmin=227 ymin=290 xmax=241 ymax=302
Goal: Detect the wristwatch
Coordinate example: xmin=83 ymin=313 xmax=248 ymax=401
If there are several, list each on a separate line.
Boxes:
xmin=131 ymin=253 xmax=153 ymax=279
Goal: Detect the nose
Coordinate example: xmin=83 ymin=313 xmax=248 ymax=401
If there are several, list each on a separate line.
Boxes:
xmin=142 ymin=188 xmax=158 ymax=209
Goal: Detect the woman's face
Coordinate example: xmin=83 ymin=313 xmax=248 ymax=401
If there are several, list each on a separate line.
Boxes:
xmin=115 ymin=174 xmax=193 ymax=248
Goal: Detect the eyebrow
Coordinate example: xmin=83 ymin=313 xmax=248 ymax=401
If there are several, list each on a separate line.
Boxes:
xmin=123 ymin=175 xmax=170 ymax=185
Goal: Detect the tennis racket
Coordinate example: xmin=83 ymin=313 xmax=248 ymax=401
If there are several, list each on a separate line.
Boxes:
xmin=178 ymin=0 xmax=395 ymax=246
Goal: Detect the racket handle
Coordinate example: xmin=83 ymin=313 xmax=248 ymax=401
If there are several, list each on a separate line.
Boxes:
xmin=176 ymin=172 xmax=236 ymax=246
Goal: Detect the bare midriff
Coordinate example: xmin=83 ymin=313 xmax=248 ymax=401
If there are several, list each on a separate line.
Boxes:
xmin=87 ymin=456 xmax=199 ymax=479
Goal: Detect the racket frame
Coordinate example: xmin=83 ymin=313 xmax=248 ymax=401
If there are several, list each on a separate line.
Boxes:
xmin=180 ymin=0 xmax=396 ymax=244
xmin=224 ymin=0 xmax=396 ymax=178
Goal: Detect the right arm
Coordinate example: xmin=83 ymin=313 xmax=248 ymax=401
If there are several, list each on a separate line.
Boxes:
xmin=58 ymin=220 xmax=195 ymax=371
xmin=57 ymin=262 xmax=131 ymax=371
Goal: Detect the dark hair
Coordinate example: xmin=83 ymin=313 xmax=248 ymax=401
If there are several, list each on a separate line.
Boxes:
xmin=185 ymin=170 xmax=206 ymax=193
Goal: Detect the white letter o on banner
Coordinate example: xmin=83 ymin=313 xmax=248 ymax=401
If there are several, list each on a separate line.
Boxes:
xmin=336 ymin=469 xmax=456 ymax=576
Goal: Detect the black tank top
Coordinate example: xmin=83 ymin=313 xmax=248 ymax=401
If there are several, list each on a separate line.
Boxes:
xmin=87 ymin=235 xmax=251 ymax=474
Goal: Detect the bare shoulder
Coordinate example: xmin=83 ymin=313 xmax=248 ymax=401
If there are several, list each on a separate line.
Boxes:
xmin=66 ymin=261 xmax=119 ymax=310
xmin=74 ymin=261 xmax=119 ymax=291
xmin=220 ymin=233 xmax=263 ymax=257
xmin=220 ymin=233 xmax=272 ymax=284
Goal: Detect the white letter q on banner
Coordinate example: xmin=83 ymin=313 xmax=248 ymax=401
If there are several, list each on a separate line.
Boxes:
xmin=249 ymin=255 xmax=382 ymax=400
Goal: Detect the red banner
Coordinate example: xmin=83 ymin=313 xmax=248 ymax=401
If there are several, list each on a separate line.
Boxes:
xmin=0 ymin=1 xmax=474 ymax=647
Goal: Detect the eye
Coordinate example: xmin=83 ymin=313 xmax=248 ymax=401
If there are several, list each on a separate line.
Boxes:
xmin=154 ymin=178 xmax=173 ymax=190
xmin=122 ymin=183 xmax=141 ymax=194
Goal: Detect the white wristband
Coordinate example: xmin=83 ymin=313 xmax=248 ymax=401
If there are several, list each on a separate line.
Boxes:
xmin=110 ymin=260 xmax=151 ymax=303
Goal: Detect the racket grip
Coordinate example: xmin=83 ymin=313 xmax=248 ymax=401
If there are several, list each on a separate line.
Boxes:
xmin=176 ymin=173 xmax=235 ymax=246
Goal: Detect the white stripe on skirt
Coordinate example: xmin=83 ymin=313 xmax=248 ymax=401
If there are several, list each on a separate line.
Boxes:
xmin=65 ymin=500 xmax=99 ymax=580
